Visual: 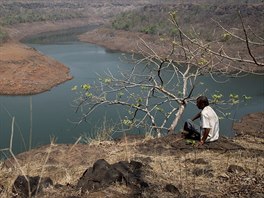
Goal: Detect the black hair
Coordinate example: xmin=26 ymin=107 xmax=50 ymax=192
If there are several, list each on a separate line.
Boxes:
xmin=197 ymin=96 xmax=209 ymax=106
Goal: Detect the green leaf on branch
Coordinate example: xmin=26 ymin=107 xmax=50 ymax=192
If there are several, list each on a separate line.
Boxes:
xmin=71 ymin=85 xmax=78 ymax=91
xmin=81 ymin=84 xmax=91 ymax=91
xmin=242 ymin=95 xmax=252 ymax=101
xmin=155 ymin=106 xmax=164 ymax=113
xmin=104 ymin=78 xmax=112 ymax=84
xmin=123 ymin=118 xmax=133 ymax=126
xmin=186 ymin=139 xmax=196 ymax=146
xmin=229 ymin=93 xmax=239 ymax=105
xmin=85 ymin=92 xmax=93 ymax=98
xmin=212 ymin=92 xmax=223 ymax=103
xmin=118 ymin=92 xmax=124 ymax=98
xmin=169 ymin=11 xmax=177 ymax=21
xmin=137 ymin=97 xmax=143 ymax=103
xmin=132 ymin=103 xmax=140 ymax=108
xmin=225 ymin=112 xmax=231 ymax=118
xmin=141 ymin=85 xmax=148 ymax=90
xmin=198 ymin=58 xmax=208 ymax=65
xmin=222 ymin=32 xmax=232 ymax=41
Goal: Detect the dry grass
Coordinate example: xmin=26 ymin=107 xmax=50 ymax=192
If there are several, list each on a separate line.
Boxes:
xmin=0 ymin=130 xmax=263 ymax=197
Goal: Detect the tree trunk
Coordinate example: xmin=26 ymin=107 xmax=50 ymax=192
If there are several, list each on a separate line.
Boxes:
xmin=168 ymin=103 xmax=185 ymax=134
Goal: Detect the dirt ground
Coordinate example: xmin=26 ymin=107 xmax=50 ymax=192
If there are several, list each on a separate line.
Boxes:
xmin=0 ymin=112 xmax=263 ymax=197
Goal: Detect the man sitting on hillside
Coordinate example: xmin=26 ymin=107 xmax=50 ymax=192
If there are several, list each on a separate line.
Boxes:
xmin=183 ymin=96 xmax=219 ymax=145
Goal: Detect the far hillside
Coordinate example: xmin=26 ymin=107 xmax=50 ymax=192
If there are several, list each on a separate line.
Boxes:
xmin=110 ymin=0 xmax=264 ymax=42
xmin=0 ymin=0 xmax=263 ymax=44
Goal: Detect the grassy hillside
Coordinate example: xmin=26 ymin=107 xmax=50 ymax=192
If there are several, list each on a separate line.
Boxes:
xmin=110 ymin=0 xmax=264 ymax=41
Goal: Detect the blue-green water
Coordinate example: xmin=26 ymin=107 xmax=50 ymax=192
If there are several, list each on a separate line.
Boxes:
xmin=0 ymin=33 xmax=263 ymax=156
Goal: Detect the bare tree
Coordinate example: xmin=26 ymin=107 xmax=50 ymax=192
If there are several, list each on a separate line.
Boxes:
xmin=73 ymin=11 xmax=264 ymax=137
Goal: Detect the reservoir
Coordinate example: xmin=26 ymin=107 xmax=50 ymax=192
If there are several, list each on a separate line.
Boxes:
xmin=0 ymin=28 xmax=263 ymax=155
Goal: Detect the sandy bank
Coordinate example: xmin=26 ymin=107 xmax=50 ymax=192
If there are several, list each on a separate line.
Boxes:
xmin=0 ymin=18 xmax=103 ymax=95
xmin=0 ymin=42 xmax=72 ymax=95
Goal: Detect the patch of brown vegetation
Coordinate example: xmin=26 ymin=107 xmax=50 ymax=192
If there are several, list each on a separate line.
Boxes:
xmin=0 ymin=42 xmax=72 ymax=95
xmin=0 ymin=112 xmax=263 ymax=197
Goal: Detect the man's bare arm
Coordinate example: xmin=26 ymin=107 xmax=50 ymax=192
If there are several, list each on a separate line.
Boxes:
xmin=200 ymin=128 xmax=210 ymax=145
xmin=192 ymin=112 xmax=201 ymax=121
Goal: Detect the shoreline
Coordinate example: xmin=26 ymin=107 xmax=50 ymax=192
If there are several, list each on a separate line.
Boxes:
xmin=79 ymin=27 xmax=264 ymax=73
xmin=79 ymin=27 xmax=173 ymax=56
xmin=1 ymin=18 xmax=263 ymax=95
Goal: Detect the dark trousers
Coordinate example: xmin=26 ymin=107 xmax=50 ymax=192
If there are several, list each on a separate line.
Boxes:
xmin=183 ymin=119 xmax=201 ymax=140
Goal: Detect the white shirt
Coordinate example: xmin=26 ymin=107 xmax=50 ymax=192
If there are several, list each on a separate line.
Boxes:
xmin=200 ymin=106 xmax=219 ymax=142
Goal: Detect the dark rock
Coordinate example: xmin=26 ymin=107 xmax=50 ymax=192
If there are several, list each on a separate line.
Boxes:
xmin=227 ymin=164 xmax=245 ymax=174
xmin=140 ymin=181 xmax=149 ymax=188
xmin=104 ymin=166 xmax=123 ymax=184
xmin=77 ymin=159 xmax=110 ymax=191
xmin=12 ymin=175 xmax=53 ymax=198
xmin=77 ymin=159 xmax=147 ymax=194
xmin=111 ymin=161 xmax=133 ymax=184
xmin=164 ymin=184 xmax=181 ymax=195
xmin=130 ymin=160 xmax=143 ymax=169
xmin=93 ymin=159 xmax=111 ymax=172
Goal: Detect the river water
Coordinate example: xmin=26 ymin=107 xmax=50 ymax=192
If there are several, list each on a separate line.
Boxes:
xmin=0 ymin=28 xmax=263 ymax=155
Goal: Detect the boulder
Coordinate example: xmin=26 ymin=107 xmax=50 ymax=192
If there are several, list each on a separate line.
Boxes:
xmin=77 ymin=159 xmax=146 ymax=193
xmin=12 ymin=175 xmax=53 ymax=198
